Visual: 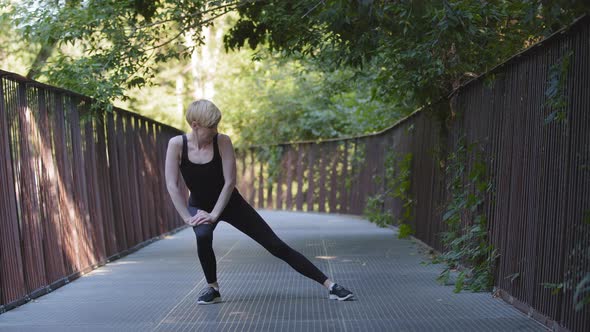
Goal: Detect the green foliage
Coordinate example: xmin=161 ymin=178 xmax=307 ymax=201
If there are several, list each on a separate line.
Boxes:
xmin=117 ymin=55 xmax=191 ymax=129
xmin=345 ymin=142 xmax=366 ymax=194
xmin=433 ymin=137 xmax=497 ymax=293
xmin=364 ymin=150 xmax=414 ymax=238
xmin=544 ymin=50 xmax=573 ymax=124
xmin=215 ymin=53 xmax=408 ymax=146
xmin=225 ymin=1 xmax=590 ymax=107
xmin=0 ymin=4 xmax=37 ymax=74
xmin=7 ymin=0 xmax=238 ymax=109
xmin=542 ymin=281 xmax=566 ymax=295
xmin=574 ymin=273 xmax=590 ymax=311
xmin=543 ymin=214 xmax=590 ymax=311
xmin=264 ymin=145 xmax=283 ymax=186
xmin=5 ymin=0 xmax=589 ymax=145
xmin=395 ymin=153 xmax=415 ymax=236
xmin=4 ymin=1 xmax=405 ymax=139
xmin=3 ymin=0 xmax=589 ymax=147
xmin=364 ymin=194 xmax=393 ymax=228
xmin=225 ymin=1 xmax=380 ymax=68
xmin=544 ymin=270 xmax=590 ymax=312
xmin=398 ymin=223 xmax=414 ymax=239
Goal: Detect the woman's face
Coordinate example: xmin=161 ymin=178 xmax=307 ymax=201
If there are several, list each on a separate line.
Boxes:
xmin=191 ymin=122 xmax=217 ymax=143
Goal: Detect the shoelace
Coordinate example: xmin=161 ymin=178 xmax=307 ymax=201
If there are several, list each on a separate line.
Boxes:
xmin=199 ymin=287 xmax=214 ymax=296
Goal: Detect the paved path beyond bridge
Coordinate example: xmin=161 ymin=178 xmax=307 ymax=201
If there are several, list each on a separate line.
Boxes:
xmin=0 ymin=211 xmax=544 ymax=331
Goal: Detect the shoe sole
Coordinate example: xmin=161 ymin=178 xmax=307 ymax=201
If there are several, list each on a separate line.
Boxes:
xmin=197 ymin=296 xmax=221 ymax=305
xmin=329 ymin=294 xmax=354 ymax=301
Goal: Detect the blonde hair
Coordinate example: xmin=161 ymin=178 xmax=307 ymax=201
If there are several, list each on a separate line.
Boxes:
xmin=185 ymin=99 xmax=222 ymax=127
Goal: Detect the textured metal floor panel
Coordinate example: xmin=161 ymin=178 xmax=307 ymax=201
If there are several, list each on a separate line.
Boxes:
xmin=0 ymin=211 xmax=545 ymax=331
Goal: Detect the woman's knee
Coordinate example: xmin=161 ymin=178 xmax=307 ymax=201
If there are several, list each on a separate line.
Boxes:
xmin=193 ymin=224 xmax=214 ymax=242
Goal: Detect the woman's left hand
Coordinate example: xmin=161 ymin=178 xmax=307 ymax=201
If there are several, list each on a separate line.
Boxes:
xmin=194 ymin=210 xmax=217 ymax=225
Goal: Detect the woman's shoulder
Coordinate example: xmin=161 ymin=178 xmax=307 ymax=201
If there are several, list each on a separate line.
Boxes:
xmin=216 ymin=133 xmax=232 ymax=143
xmin=216 ymin=133 xmax=235 ymax=148
xmin=168 ymin=134 xmax=185 ymax=148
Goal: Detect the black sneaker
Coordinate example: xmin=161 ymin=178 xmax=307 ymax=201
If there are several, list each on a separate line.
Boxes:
xmin=197 ymin=286 xmax=221 ymax=305
xmin=328 ymin=283 xmax=354 ymax=301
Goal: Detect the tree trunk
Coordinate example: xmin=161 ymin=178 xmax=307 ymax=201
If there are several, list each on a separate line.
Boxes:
xmin=26 ymin=0 xmax=81 ymax=79
xmin=26 ymin=37 xmax=57 ymax=79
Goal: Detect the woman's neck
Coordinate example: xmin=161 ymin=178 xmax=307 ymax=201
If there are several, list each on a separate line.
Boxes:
xmin=188 ymin=131 xmax=214 ymax=149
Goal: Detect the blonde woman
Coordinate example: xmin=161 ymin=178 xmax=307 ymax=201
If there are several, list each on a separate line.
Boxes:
xmin=165 ymin=99 xmax=354 ymax=304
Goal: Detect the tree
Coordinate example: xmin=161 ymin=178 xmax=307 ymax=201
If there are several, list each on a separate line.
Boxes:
xmin=3 ymin=0 xmax=589 ymax=142
xmin=224 ymin=0 xmax=590 ymax=106
xmin=0 ymin=4 xmax=38 ymax=74
xmin=115 ymin=13 xmax=407 ymax=145
xmin=7 ymin=0 xmax=240 ymax=110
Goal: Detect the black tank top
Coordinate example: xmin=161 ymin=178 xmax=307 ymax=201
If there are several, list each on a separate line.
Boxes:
xmin=179 ymin=133 xmax=239 ymax=211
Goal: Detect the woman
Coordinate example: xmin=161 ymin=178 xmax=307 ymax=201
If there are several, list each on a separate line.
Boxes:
xmin=165 ymin=99 xmax=354 ymax=304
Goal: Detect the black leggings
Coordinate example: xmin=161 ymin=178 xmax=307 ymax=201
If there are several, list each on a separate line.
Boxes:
xmin=189 ymin=195 xmax=329 ymax=286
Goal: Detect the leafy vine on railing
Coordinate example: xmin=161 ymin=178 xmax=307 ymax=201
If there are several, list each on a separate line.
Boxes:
xmin=544 ymin=50 xmax=573 ymax=124
xmin=255 ymin=145 xmax=282 ymax=186
xmin=544 ymin=210 xmax=590 ymax=311
xmin=432 ymin=138 xmax=497 ymax=293
xmin=364 ymin=150 xmax=414 ymax=239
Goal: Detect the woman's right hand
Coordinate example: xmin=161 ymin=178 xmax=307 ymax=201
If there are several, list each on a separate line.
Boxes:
xmin=185 ymin=206 xmax=199 ymax=226
xmin=184 ymin=215 xmax=197 ymax=226
xmin=184 ymin=210 xmax=213 ymax=226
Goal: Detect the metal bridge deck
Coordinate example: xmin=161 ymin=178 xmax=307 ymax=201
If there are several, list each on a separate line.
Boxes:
xmin=0 ymin=211 xmax=544 ymax=331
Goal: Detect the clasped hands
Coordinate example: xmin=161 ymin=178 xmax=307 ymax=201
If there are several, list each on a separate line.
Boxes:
xmin=185 ymin=209 xmax=217 ymax=226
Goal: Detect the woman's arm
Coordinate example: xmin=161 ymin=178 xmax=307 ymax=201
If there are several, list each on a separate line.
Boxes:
xmin=164 ymin=136 xmax=194 ymax=225
xmin=195 ymin=134 xmax=237 ymax=224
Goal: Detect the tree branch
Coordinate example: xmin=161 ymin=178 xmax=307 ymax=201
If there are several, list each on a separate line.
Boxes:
xmin=144 ymin=8 xmax=236 ymax=51
xmin=26 ymin=36 xmax=57 ymax=79
xmin=127 ymin=1 xmax=251 ymax=33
